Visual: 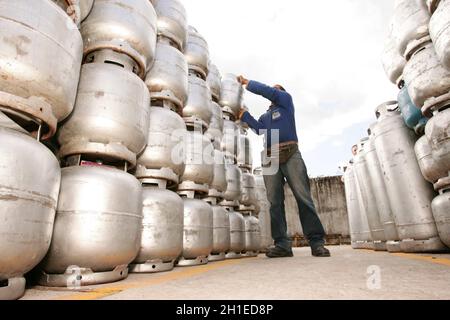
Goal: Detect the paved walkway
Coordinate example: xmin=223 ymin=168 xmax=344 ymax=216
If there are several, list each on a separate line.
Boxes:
xmin=21 ymin=246 xmax=450 ymax=300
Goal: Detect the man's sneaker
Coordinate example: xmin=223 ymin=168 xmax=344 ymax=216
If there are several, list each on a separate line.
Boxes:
xmin=266 ymin=246 xmax=294 ymax=258
xmin=311 ymin=246 xmax=331 ymax=257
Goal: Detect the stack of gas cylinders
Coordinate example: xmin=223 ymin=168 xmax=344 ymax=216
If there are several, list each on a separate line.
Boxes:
xmin=0 ymin=0 xmax=273 ymax=300
xmin=344 ymin=0 xmax=449 ymax=254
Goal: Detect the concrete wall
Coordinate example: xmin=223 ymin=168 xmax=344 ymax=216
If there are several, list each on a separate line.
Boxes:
xmin=284 ymin=176 xmax=350 ymax=246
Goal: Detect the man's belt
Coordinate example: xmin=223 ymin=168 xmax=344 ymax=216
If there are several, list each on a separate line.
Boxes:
xmin=264 ymin=142 xmax=298 ymax=157
xmin=263 ymin=142 xmax=299 ymax=165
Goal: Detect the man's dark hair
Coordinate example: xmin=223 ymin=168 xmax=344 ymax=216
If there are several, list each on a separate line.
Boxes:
xmin=275 ymin=84 xmax=286 ymax=92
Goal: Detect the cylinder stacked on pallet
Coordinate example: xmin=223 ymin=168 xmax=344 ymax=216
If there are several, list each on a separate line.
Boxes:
xmin=81 ymin=0 xmax=157 ymax=79
xmin=0 ymin=0 xmax=83 ymax=140
xmin=392 ymin=0 xmax=431 ymax=61
xmin=40 ymin=166 xmax=143 ymax=287
xmin=206 ymin=86 xmax=225 ymax=151
xmin=254 ymin=168 xmax=273 ymax=252
xmin=382 ymin=22 xmax=406 ymax=88
xmin=37 ymin=0 xmax=159 ymax=287
xmin=429 ymin=0 xmax=450 ymax=70
xmin=131 ymin=183 xmax=184 ymax=273
xmin=150 ymin=0 xmax=187 ymax=53
xmin=220 ymin=74 xmax=244 ymax=122
xmin=0 ymin=0 xmax=84 ymax=300
xmin=221 ymin=118 xmax=240 ymax=164
xmin=0 ymin=128 xmax=61 ymax=299
xmin=182 ymin=26 xmax=211 ymax=130
xmin=131 ymin=0 xmax=188 ymax=274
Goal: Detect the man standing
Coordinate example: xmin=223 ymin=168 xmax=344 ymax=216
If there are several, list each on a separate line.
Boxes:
xmin=237 ymin=76 xmax=330 ymax=258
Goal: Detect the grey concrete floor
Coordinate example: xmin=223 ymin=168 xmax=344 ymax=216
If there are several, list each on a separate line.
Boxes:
xmin=21 ymin=246 xmax=450 ymax=300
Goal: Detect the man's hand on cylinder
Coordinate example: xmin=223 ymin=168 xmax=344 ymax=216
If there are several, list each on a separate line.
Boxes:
xmin=237 ymin=75 xmax=249 ymax=86
xmin=238 ymin=106 xmax=248 ymax=120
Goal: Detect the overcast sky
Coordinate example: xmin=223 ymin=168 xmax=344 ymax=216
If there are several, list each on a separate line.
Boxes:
xmin=184 ymin=0 xmax=399 ymax=177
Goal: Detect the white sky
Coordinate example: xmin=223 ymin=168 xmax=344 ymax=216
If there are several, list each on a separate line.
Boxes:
xmin=184 ymin=0 xmax=399 ymax=177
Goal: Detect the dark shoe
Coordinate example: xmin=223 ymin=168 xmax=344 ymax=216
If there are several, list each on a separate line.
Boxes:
xmin=266 ymin=246 xmax=294 ymax=258
xmin=311 ymin=246 xmax=331 ymax=257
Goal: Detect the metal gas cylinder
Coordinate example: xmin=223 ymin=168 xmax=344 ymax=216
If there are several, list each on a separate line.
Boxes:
xmin=81 ymin=0 xmax=157 ymax=78
xmin=237 ymin=129 xmax=253 ymax=170
xmin=366 ymin=125 xmax=401 ymax=252
xmin=207 ymin=62 xmax=222 ymax=102
xmin=178 ymin=197 xmax=213 ymax=266
xmin=150 ymin=0 xmax=187 ymax=52
xmin=0 ymin=0 xmax=83 ymax=139
xmin=185 ymin=26 xmax=209 ymax=79
xmin=382 ymin=23 xmax=406 ymax=86
xmin=219 ymin=74 xmax=244 ymax=120
xmin=243 ymin=214 xmax=261 ymax=257
xmin=136 ymin=107 xmax=186 ymax=188
xmin=431 ymin=187 xmax=450 ymax=248
xmin=254 ymin=168 xmax=273 ymax=252
xmin=353 ymin=138 xmax=387 ymax=251
xmin=415 ymin=135 xmax=448 ymax=184
xmin=222 ymin=163 xmax=242 ymax=203
xmin=39 ymin=165 xmax=143 ymax=287
xmin=178 ymin=131 xmax=215 ymax=194
xmin=57 ymin=63 xmax=150 ymax=168
xmin=393 ymin=0 xmax=431 ymax=59
xmin=430 ymin=0 xmax=450 ymax=70
xmin=403 ymin=41 xmax=450 ymax=116
xmin=131 ymin=186 xmax=183 ymax=273
xmin=240 ymin=171 xmax=258 ymax=210
xmin=398 ymin=85 xmax=428 ymax=135
xmin=221 ymin=119 xmax=239 ymax=161
xmin=51 ymin=0 xmax=94 ymax=25
xmin=209 ymin=150 xmax=228 ymax=199
xmin=343 ymin=160 xmax=373 ymax=249
xmin=205 ymin=101 xmax=224 ymax=150
xmin=373 ymin=101 xmax=446 ymax=252
xmin=0 ymin=128 xmax=61 ymax=300
xmin=226 ymin=208 xmax=246 ymax=259
xmin=425 ymin=108 xmax=450 ymax=189
xmin=208 ymin=202 xmax=231 ymax=261
xmin=145 ymin=41 xmax=188 ymax=114
xmin=183 ymin=75 xmax=213 ymax=130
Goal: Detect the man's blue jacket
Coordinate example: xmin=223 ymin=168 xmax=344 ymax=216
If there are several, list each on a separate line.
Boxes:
xmin=241 ymin=80 xmax=299 ymax=148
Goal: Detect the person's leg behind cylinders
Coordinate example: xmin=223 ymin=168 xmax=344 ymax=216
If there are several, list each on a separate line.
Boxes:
xmin=263 ymin=167 xmax=293 ymax=257
xmin=282 ymin=150 xmax=330 ymax=257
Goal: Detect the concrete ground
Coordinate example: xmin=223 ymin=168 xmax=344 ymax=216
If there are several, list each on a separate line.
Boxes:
xmin=21 ymin=246 xmax=450 ymax=300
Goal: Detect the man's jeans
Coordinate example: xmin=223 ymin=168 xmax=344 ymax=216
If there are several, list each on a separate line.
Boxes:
xmin=263 ymin=150 xmax=326 ymax=251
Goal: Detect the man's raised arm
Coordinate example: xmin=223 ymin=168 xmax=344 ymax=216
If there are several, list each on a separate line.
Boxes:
xmin=240 ymin=110 xmax=266 ymax=135
xmin=237 ymin=75 xmax=292 ymax=106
